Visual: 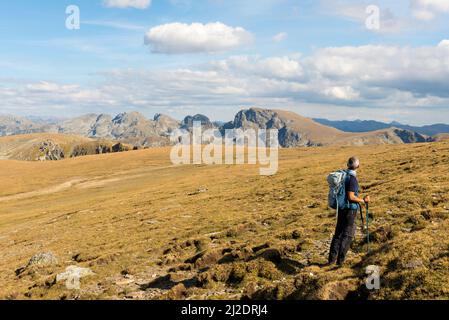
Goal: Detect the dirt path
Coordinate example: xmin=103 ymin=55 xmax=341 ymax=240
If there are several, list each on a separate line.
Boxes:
xmin=0 ymin=164 xmax=178 ymax=203
xmin=0 ymin=179 xmax=85 ymax=202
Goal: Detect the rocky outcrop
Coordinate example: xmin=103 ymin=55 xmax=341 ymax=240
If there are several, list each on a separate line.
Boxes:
xmin=26 ymin=252 xmax=58 ymax=268
xmin=71 ymin=141 xmax=130 ymax=156
xmin=0 ymin=133 xmax=140 ymax=161
xmin=88 ymin=114 xmax=114 ymax=138
xmin=181 ymin=114 xmax=215 ymax=131
xmin=16 ymin=252 xmax=59 ymax=276
xmin=96 ymin=144 xmax=112 ymax=154
xmin=110 ymin=112 xmax=153 ymax=139
xmin=37 ymin=140 xmax=65 ymax=161
xmin=154 ymin=114 xmax=180 ymax=136
xmin=232 ymin=108 xmax=285 ymax=130
xmin=70 ymin=142 xmax=113 ymax=157
xmin=392 ymin=128 xmax=432 ymax=143
xmin=224 ymin=108 xmax=318 ymax=147
xmin=278 ymin=127 xmax=315 ymax=148
xmin=112 ymin=142 xmax=129 ymax=153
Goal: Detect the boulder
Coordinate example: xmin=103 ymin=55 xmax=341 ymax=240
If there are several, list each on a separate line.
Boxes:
xmin=16 ymin=252 xmax=58 ymax=276
xmin=27 ymin=252 xmax=58 ymax=268
xmin=112 ymin=143 xmax=128 ymax=153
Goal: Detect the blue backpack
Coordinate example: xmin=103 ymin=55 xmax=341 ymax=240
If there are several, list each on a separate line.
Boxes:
xmin=327 ymin=170 xmax=359 ymax=213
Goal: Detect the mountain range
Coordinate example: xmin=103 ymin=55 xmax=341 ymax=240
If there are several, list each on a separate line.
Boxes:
xmin=1 ymin=108 xmax=445 ymax=154
xmin=314 ymin=118 xmax=449 ymax=136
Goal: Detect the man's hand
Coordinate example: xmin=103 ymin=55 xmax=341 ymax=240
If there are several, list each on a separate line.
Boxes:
xmin=364 ymin=196 xmax=371 ymax=204
xmin=348 ymin=191 xmax=368 ymax=205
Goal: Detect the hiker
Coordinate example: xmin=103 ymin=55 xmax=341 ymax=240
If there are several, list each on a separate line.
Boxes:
xmin=328 ymin=157 xmax=370 ymax=266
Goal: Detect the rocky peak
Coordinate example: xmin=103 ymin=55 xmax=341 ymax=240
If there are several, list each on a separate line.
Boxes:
xmin=225 ymin=108 xmax=315 ymax=148
xmin=154 ymin=114 xmax=180 ymax=136
xmin=232 ymin=108 xmax=288 ymax=130
xmin=89 ymin=114 xmax=113 ymax=138
xmin=112 ymin=112 xmax=147 ymax=126
xmin=59 ymin=114 xmax=100 ymax=136
xmin=182 ymin=114 xmax=214 ymax=130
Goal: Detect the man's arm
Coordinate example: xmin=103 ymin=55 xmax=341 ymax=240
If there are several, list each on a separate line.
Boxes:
xmin=348 ymin=192 xmax=370 ymax=204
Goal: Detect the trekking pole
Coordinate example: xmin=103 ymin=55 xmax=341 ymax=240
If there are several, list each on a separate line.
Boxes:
xmin=359 ymin=204 xmax=367 ymax=252
xmin=359 ymin=205 xmax=365 ymax=230
xmin=366 ymin=203 xmax=370 ymax=253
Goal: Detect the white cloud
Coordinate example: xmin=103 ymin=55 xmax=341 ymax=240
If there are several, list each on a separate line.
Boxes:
xmin=439 ymin=39 xmax=449 ymax=47
xmin=103 ymin=0 xmax=151 ymax=9
xmin=411 ymin=0 xmax=449 ymax=20
xmin=144 ymin=22 xmax=253 ymax=54
xmin=306 ymin=43 xmax=449 ymax=96
xmin=272 ymin=32 xmax=287 ymax=43
xmin=212 ymin=55 xmax=304 ymax=80
xmin=324 ymin=86 xmax=360 ymax=100
xmin=3 ymin=41 xmax=449 ymax=123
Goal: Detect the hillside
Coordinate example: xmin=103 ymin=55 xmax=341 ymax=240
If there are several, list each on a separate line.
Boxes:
xmin=0 ymin=134 xmax=133 ymax=161
xmin=433 ymin=133 xmax=449 ymax=142
xmin=1 ymin=142 xmax=449 ymax=300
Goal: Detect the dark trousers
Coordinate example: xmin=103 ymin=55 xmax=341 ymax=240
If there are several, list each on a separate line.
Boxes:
xmin=329 ymin=208 xmax=358 ymax=264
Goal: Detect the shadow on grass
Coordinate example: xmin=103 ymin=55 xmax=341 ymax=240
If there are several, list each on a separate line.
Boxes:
xmin=247 ymin=248 xmax=306 ymax=275
xmin=139 ymin=274 xmax=198 ymax=291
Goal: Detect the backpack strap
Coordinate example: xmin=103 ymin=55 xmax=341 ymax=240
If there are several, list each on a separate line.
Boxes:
xmin=336 ymin=195 xmax=339 ymax=219
xmin=344 ymin=172 xmax=351 ymax=210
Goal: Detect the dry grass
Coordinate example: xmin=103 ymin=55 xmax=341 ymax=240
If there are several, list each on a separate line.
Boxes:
xmin=0 ymin=133 xmax=133 ymax=161
xmin=1 ymin=141 xmax=449 ymax=300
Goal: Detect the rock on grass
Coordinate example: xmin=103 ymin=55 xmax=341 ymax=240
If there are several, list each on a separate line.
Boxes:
xmin=16 ymin=252 xmax=58 ymax=276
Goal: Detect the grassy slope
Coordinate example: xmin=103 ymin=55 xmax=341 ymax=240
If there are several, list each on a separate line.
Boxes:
xmin=0 ymin=134 xmax=132 ymax=161
xmin=0 ymin=142 xmax=449 ymax=300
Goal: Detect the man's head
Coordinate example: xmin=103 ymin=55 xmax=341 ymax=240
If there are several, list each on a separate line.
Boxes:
xmin=347 ymin=156 xmax=360 ymax=170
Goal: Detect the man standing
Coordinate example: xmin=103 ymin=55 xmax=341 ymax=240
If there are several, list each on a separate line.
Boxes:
xmin=328 ymin=157 xmax=370 ymax=266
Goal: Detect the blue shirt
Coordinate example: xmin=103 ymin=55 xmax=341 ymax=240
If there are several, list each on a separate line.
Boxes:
xmin=345 ymin=175 xmax=360 ymax=207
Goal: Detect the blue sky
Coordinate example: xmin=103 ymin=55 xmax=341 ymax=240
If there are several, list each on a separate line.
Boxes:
xmin=1 ymin=0 xmax=449 ymax=124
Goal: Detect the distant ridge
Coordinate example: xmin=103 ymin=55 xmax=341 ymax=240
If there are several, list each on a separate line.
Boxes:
xmin=0 ymin=108 xmax=441 ymax=151
xmin=314 ymin=118 xmax=449 ymax=136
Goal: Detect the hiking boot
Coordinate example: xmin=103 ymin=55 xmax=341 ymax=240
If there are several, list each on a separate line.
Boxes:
xmin=336 ymin=260 xmax=346 ymax=267
xmin=326 ymin=259 xmax=337 ymax=267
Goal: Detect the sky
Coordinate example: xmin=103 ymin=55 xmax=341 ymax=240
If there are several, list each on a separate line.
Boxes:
xmin=0 ymin=0 xmax=449 ymax=125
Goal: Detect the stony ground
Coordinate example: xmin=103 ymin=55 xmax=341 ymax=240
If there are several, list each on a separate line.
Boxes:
xmin=1 ymin=142 xmax=449 ymax=300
